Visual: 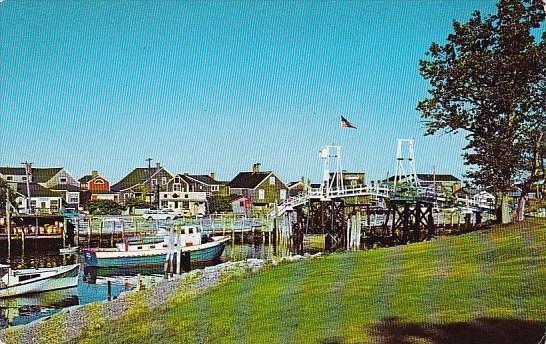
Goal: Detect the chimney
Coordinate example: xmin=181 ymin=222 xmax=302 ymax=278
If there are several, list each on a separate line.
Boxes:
xmin=252 ymin=163 xmax=261 ymax=173
xmin=210 ymin=172 xmax=216 ymax=181
xmin=91 ymin=170 xmax=98 ymax=177
xmin=156 ymin=161 xmax=161 ymax=170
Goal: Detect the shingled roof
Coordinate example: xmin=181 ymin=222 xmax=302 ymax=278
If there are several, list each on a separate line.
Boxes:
xmin=111 ymin=167 xmax=171 ymax=192
xmin=16 ymin=183 xmax=61 ymax=197
xmin=78 ymin=175 xmax=94 ymax=183
xmin=181 ymin=174 xmax=223 ymax=186
xmin=229 ymin=172 xmax=272 ymax=189
xmin=0 ymin=167 xmax=63 ymax=183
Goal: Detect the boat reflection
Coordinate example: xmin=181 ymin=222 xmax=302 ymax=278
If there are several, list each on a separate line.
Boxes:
xmin=0 ymin=287 xmax=79 ymax=329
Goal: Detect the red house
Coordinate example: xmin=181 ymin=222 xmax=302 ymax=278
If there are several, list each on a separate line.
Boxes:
xmin=79 ymin=170 xmax=110 ymax=192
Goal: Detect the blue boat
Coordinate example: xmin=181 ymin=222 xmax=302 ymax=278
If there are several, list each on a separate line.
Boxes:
xmin=82 ymin=225 xmax=229 ymax=268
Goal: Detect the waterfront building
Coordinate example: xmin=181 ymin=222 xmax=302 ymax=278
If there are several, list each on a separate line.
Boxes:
xmin=173 ymin=173 xmax=229 ymax=198
xmin=229 ymin=163 xmax=288 ymax=214
xmin=111 ymin=162 xmax=173 ymax=205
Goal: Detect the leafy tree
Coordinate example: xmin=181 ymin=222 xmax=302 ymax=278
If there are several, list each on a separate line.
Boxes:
xmin=124 ymin=197 xmax=152 ymax=214
xmin=417 ymin=0 xmax=545 ymax=223
xmin=0 ymin=179 xmax=17 ymax=216
xmin=87 ymin=199 xmax=124 ymax=215
xmin=207 ymin=196 xmax=232 ymax=214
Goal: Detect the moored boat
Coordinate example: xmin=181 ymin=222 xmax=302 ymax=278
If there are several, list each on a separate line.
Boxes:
xmin=59 ymin=246 xmax=80 ymax=255
xmin=0 ymin=264 xmax=80 ymax=298
xmin=83 ymin=225 xmax=229 ymax=268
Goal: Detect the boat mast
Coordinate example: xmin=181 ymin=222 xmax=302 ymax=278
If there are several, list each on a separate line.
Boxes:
xmin=22 ymin=161 xmax=32 ymax=213
xmin=5 ymin=186 xmax=11 ymax=258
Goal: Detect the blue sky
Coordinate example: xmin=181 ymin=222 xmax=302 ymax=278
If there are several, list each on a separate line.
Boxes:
xmin=0 ymin=1 xmax=499 ymax=184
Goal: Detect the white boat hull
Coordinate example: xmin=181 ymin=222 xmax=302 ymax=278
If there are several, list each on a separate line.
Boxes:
xmin=0 ymin=264 xmax=79 ymax=298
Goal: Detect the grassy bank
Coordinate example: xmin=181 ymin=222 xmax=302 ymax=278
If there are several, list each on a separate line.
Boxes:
xmin=4 ymin=219 xmax=546 ymax=344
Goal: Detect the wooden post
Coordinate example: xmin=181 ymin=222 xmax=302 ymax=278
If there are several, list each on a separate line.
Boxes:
xmin=176 ymin=232 xmax=181 ymax=274
xmin=87 ymin=218 xmax=92 ymax=248
xmin=6 ymin=187 xmax=11 ymax=258
xmin=21 ymin=229 xmax=25 ymax=254
xmin=75 ymin=219 xmax=79 ymax=246
xmin=62 ymin=217 xmax=67 ymax=248
xmin=164 ymin=227 xmax=173 ymax=278
xmin=107 ymin=281 xmax=112 ymax=301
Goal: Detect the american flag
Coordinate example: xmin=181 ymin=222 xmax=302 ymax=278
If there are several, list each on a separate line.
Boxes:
xmin=341 ymin=116 xmax=357 ymax=129
xmin=24 ymin=163 xmax=32 ymax=176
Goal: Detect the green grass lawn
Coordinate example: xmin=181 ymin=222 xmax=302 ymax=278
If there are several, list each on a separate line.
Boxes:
xmin=7 ymin=219 xmax=546 ymax=343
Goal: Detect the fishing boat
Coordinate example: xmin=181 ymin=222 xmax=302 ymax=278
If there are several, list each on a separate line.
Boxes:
xmin=82 ymin=225 xmax=229 ymax=268
xmin=59 ymin=246 xmax=80 ymax=255
xmin=0 ymin=264 xmax=79 ymax=298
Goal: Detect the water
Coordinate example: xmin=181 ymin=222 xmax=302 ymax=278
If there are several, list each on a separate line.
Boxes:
xmin=0 ymin=239 xmax=284 ymax=329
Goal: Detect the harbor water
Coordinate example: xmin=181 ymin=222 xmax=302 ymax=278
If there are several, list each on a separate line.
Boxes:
xmin=0 ymin=237 xmax=286 ymax=329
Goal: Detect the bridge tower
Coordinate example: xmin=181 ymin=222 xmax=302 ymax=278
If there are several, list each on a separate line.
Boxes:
xmin=393 ymin=139 xmax=420 ymax=191
xmin=319 ymin=145 xmax=344 ymax=200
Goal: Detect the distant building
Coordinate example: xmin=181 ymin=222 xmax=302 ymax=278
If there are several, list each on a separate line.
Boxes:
xmin=14 ymin=183 xmax=64 ymax=215
xmin=287 ymin=180 xmax=306 ymax=197
xmin=229 ymin=163 xmax=287 ymax=213
xmin=167 ymin=173 xmax=229 ymax=198
xmin=79 ymin=170 xmax=118 ymax=204
xmin=0 ymin=167 xmax=79 ymax=189
xmin=79 ymin=170 xmax=110 ymax=192
xmin=1 ymin=166 xmax=80 ymax=213
xmin=231 ymin=196 xmax=252 ymax=217
xmin=158 ymin=190 xmax=207 ymax=216
xmin=111 ymin=162 xmax=173 ymax=205
xmin=330 ymin=171 xmax=366 ymax=188
xmin=385 ymin=173 xmax=461 ymax=194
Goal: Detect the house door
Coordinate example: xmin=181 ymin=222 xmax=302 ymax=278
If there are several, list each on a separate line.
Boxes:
xmin=41 ymin=201 xmax=46 ymax=209
xmin=174 ymin=201 xmax=179 ymax=209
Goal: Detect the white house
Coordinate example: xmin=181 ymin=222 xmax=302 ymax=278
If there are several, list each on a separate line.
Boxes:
xmin=158 ymin=191 xmax=207 ymax=215
xmin=14 ymin=183 xmax=64 ymax=215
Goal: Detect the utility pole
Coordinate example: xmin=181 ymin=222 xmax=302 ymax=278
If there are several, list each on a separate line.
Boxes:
xmin=146 ymin=158 xmax=153 ymax=210
xmin=22 ymin=161 xmax=32 ymax=213
xmin=6 ymin=187 xmax=11 ymax=257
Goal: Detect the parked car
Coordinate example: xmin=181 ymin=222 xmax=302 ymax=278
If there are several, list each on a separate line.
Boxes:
xmin=142 ymin=209 xmax=180 ymax=221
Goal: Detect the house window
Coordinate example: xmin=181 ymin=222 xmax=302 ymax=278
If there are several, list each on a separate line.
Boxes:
xmin=124 ymin=193 xmax=130 ymax=200
xmin=59 ymin=177 xmax=67 ymax=184
xmin=175 ymin=177 xmax=181 ymax=183
xmin=211 ymin=185 xmax=219 ymax=192
xmin=173 ymin=184 xmax=181 ymax=192
xmin=6 ymin=176 xmax=13 ymax=181
xmin=258 ymin=189 xmax=265 ymax=200
xmin=22 ymin=176 xmax=26 ymax=181
xmin=269 ymin=177 xmax=275 ymax=185
xmin=152 ymin=179 xmax=158 ymax=186
xmin=161 ymin=177 xmax=167 ymax=185
xmin=94 ymin=179 xmax=104 ymax=184
xmin=280 ymin=189 xmax=287 ymax=200
xmin=69 ymin=196 xmax=79 ymax=204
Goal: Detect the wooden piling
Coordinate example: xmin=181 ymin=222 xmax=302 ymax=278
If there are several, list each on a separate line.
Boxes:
xmin=6 ymin=187 xmax=11 ymax=257
xmin=87 ymin=218 xmax=92 ymax=247
xmin=107 ymin=281 xmax=112 ymax=301
xmin=21 ymin=229 xmax=25 ymax=254
xmin=176 ymin=232 xmax=182 ymax=275
xmin=62 ymin=217 xmax=67 ymax=248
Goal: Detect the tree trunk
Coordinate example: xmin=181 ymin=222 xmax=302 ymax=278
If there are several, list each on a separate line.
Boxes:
xmin=495 ymin=192 xmax=512 ymax=224
xmin=516 ymin=187 xmax=529 ymax=222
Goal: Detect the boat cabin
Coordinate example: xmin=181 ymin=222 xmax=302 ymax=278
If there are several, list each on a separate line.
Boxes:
xmin=114 ymin=225 xmax=203 ymax=252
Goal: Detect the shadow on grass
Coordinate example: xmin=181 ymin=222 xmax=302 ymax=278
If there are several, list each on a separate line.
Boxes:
xmin=368 ymin=317 xmax=546 ymax=344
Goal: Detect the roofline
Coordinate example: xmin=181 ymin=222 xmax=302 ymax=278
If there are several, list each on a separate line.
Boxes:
xmin=183 ymin=174 xmax=220 ymax=186
xmin=253 ymin=172 xmax=274 ymax=190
